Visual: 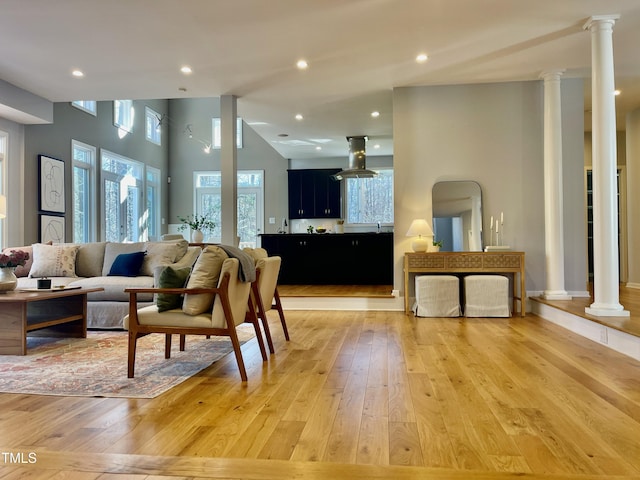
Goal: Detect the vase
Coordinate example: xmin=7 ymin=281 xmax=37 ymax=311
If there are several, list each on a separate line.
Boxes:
xmin=0 ymin=267 xmax=18 ymax=292
xmin=191 ymin=229 xmax=204 ymax=243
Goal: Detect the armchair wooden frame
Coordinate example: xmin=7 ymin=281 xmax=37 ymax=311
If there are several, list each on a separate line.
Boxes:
xmin=125 ymin=269 xmax=267 ymax=382
xmin=250 ymin=257 xmax=290 ymax=354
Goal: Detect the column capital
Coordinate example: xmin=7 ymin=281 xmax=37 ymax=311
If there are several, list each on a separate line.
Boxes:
xmin=539 ymin=70 xmax=565 ymax=81
xmin=583 ymin=14 xmax=620 ymax=31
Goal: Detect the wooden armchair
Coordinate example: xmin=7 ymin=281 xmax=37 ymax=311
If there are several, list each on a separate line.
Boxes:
xmin=124 ymin=258 xmax=266 ymax=381
xmin=250 ymin=256 xmax=290 ymax=354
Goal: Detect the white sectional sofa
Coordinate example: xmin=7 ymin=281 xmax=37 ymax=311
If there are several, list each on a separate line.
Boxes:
xmin=7 ymin=239 xmax=200 ymax=329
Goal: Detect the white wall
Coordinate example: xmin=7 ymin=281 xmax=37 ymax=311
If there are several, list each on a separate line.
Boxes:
xmin=626 ymin=108 xmax=640 ymax=288
xmin=392 ymin=80 xmax=587 ymax=296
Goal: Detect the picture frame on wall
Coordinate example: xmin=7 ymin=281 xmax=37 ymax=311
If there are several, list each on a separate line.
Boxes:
xmin=40 ymin=214 xmax=65 ymax=243
xmin=39 ymin=154 xmax=65 ymax=214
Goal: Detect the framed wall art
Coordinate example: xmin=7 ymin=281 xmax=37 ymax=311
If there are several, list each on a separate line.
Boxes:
xmin=39 ymin=154 xmax=65 ymax=213
xmin=40 ymin=214 xmax=65 ymax=243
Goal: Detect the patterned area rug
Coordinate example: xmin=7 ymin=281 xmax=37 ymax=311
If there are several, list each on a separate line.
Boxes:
xmin=0 ymin=328 xmax=254 ymax=398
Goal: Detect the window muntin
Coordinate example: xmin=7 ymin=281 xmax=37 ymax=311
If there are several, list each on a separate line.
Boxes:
xmin=345 ymin=168 xmax=394 ymax=225
xmin=194 ymin=170 xmax=263 ymax=247
xmin=101 ymin=150 xmax=143 ymax=242
xmin=146 ymin=167 xmax=161 ymax=241
xmin=212 ymin=118 xmax=243 ymax=149
xmin=114 ymin=100 xmax=134 ymax=133
xmin=72 ymin=140 xmax=97 ymax=243
xmin=71 ymin=100 xmax=97 ymax=116
xmin=145 ymin=107 xmax=162 ymax=146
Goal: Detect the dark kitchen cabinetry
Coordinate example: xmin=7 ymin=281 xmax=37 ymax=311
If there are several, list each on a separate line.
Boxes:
xmin=261 ymin=233 xmax=393 ymax=285
xmin=288 ymin=169 xmax=341 ymax=219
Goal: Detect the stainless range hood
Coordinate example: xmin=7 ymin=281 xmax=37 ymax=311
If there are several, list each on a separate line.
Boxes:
xmin=332 ymin=136 xmax=378 ymax=180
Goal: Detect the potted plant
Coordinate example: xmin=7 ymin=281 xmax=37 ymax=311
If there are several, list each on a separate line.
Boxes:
xmin=177 ymin=214 xmax=216 ymax=243
xmin=0 ymin=249 xmax=29 ymax=292
xmin=431 ymin=239 xmax=443 ymax=252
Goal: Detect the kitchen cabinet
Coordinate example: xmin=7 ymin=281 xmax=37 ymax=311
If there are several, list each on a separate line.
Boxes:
xmin=288 ymin=169 xmax=341 ymax=219
xmin=261 ymin=233 xmax=393 ymax=285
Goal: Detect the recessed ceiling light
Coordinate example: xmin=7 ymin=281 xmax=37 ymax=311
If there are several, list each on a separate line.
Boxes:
xmin=71 ymin=69 xmax=84 ymax=78
xmin=373 ymin=144 xmax=381 ymax=149
xmin=614 ymin=89 xmax=621 ymax=96
xmin=296 ymin=59 xmax=308 ymax=70
xmin=180 ymin=66 xmax=193 ymax=74
xmin=315 ymin=146 xmax=322 ymax=151
xmin=371 ymin=111 xmax=380 ymax=118
xmin=416 ymin=53 xmax=428 ymax=63
xmin=295 ymin=114 xmax=304 ymax=121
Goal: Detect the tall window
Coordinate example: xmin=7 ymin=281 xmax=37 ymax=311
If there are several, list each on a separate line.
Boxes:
xmin=146 ymin=167 xmax=161 ymax=241
xmin=72 ymin=140 xmax=97 ymax=243
xmin=101 ymin=150 xmax=143 ymax=242
xmin=345 ymin=168 xmax=394 ymax=225
xmin=145 ymin=107 xmax=162 ymax=145
xmin=71 ymin=100 xmax=97 ymax=116
xmin=194 ymin=170 xmax=263 ymax=247
xmin=212 ymin=118 xmax=243 ymax=149
xmin=114 ymin=100 xmax=134 ymax=133
xmin=0 ymin=132 xmax=6 ymax=249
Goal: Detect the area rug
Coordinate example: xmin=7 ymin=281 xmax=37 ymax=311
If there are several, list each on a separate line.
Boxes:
xmin=0 ymin=327 xmax=255 ymax=398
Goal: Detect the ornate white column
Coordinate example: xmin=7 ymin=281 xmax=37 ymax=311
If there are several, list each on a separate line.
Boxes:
xmin=220 ymin=95 xmax=238 ymax=246
xmin=584 ymin=15 xmax=629 ymax=316
xmin=541 ymin=70 xmax=571 ymax=300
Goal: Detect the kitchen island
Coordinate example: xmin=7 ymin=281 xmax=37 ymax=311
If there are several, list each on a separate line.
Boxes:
xmin=261 ymin=232 xmax=393 ymax=285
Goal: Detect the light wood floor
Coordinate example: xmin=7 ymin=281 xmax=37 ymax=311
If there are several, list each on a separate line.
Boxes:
xmin=1 ymin=308 xmax=639 ymax=479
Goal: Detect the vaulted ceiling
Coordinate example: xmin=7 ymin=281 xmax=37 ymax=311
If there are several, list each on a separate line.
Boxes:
xmin=1 ymin=0 xmax=640 ymax=159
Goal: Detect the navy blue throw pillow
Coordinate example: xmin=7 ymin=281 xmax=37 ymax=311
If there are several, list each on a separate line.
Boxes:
xmin=108 ymin=251 xmax=146 ymax=277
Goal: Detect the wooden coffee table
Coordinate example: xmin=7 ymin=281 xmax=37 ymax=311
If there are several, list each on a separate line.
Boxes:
xmin=0 ymin=287 xmax=103 ymax=355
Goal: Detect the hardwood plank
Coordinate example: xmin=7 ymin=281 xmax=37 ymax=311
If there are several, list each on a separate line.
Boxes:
xmin=2 ymin=302 xmax=640 ymax=479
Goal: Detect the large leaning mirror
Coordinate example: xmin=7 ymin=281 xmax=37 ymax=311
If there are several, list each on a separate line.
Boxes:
xmin=432 ymin=181 xmax=483 ymax=251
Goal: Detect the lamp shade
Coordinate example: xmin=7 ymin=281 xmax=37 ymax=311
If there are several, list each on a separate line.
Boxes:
xmin=0 ymin=194 xmax=6 ymax=219
xmin=406 ymin=218 xmax=433 ymax=252
xmin=406 ymin=219 xmax=433 ymax=237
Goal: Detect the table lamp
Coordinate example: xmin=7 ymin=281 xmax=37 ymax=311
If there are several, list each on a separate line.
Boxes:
xmin=406 ymin=218 xmax=433 ymax=252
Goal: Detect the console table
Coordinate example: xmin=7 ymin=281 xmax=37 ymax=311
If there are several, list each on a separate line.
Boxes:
xmin=404 ymin=251 xmax=526 ymax=316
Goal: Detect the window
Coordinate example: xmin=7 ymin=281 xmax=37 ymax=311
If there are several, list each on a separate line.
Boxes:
xmin=146 ymin=167 xmax=161 ymax=241
xmin=113 ymin=100 xmax=134 ymax=133
xmin=71 ymin=100 xmax=97 ymax=116
xmin=194 ymin=170 xmax=263 ymax=247
xmin=145 ymin=107 xmax=162 ymax=145
xmin=212 ymin=117 xmax=243 ymax=149
xmin=72 ymin=140 xmax=97 ymax=243
xmin=0 ymin=132 xmax=6 ymax=249
xmin=345 ymin=168 xmax=394 ymax=225
xmin=101 ymin=150 xmax=143 ymax=242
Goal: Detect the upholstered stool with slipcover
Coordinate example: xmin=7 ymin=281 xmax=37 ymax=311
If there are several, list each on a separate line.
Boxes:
xmin=412 ymin=275 xmax=461 ymax=317
xmin=463 ymin=274 xmax=510 ymax=317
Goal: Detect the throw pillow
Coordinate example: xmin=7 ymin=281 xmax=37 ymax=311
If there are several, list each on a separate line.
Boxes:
xmin=156 ymin=266 xmax=192 ymax=312
xmin=140 ymin=239 xmax=188 ymax=276
xmin=29 ymin=243 xmax=80 ymax=278
xmin=182 ymin=246 xmax=228 ymax=315
xmin=108 ymin=251 xmax=146 ymax=277
xmin=102 ymin=242 xmax=145 ymax=276
xmin=2 ymin=241 xmax=52 ymax=278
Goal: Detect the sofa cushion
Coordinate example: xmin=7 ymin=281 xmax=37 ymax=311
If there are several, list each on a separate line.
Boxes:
xmin=102 ymin=242 xmax=145 ymax=276
xmin=30 ymin=243 xmax=80 ymax=278
xmin=70 ymin=276 xmax=155 ymax=302
xmin=140 ymin=239 xmax=189 ymax=276
xmin=75 ymin=242 xmax=107 ymax=277
xmin=156 ymin=265 xmax=192 ymax=312
xmin=182 ymin=246 xmax=228 ymax=316
xmin=108 ymin=251 xmax=146 ymax=277
xmin=3 ymin=242 xmax=51 ymax=278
